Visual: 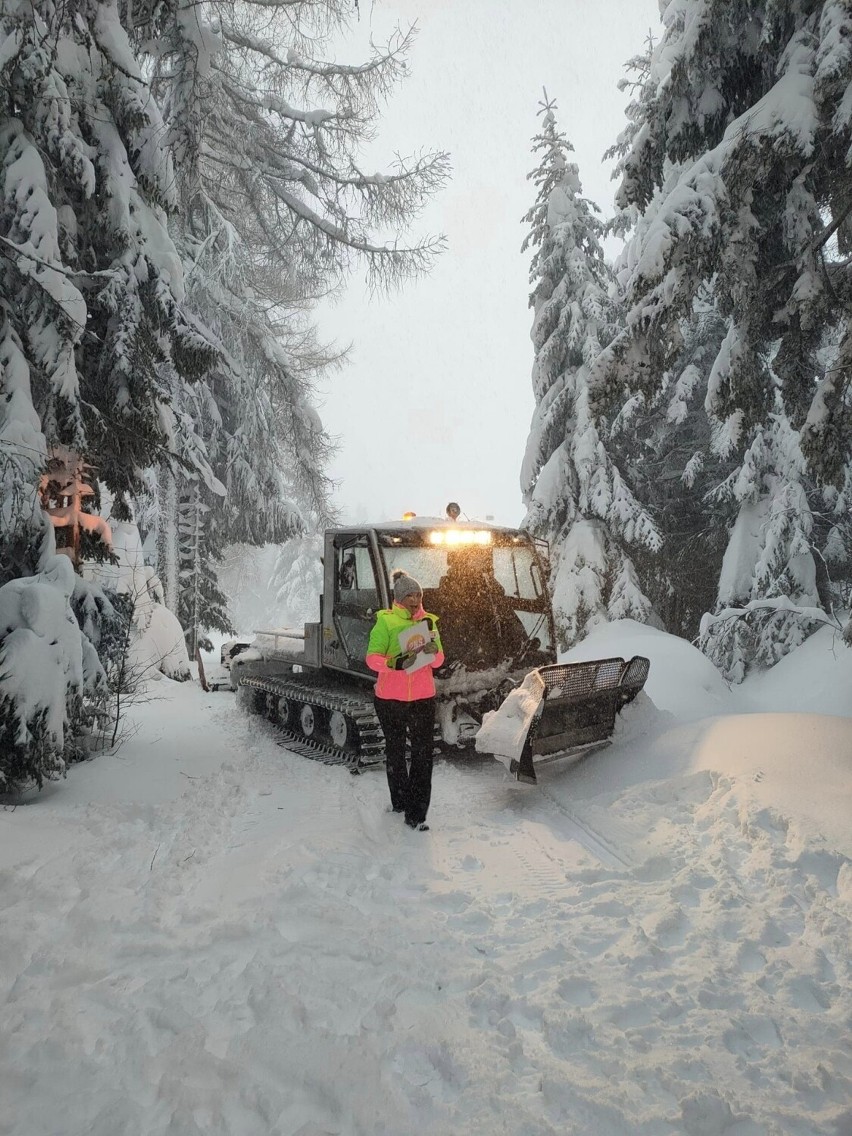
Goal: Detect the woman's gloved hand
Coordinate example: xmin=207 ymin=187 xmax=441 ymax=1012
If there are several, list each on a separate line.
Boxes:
xmin=391 ymin=651 xmax=418 ymax=670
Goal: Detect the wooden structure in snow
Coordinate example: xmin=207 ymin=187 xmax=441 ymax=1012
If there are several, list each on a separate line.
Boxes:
xmin=38 ymin=448 xmax=112 ymax=568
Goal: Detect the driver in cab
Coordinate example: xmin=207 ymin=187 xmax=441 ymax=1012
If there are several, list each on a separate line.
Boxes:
xmin=435 ymin=548 xmax=528 ymax=669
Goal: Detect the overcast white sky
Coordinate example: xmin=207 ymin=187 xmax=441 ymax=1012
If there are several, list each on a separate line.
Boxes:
xmin=319 ymin=0 xmax=661 ymax=527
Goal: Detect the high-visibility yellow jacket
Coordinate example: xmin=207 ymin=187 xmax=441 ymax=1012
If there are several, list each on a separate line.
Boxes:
xmin=366 ymin=603 xmax=444 ymax=701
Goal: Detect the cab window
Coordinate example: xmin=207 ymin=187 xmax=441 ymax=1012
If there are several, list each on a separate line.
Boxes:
xmin=334 ymin=540 xmax=379 ymax=609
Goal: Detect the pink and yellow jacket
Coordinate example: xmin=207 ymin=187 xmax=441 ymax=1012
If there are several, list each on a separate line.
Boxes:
xmin=366 ymin=604 xmax=444 ymax=702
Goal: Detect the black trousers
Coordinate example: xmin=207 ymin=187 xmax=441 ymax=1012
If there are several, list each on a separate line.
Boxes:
xmin=374 ymin=696 xmax=435 ymax=825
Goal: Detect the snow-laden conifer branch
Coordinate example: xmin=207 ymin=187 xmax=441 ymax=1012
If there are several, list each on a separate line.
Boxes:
xmin=147 ymin=4 xmax=448 ymax=291
xmin=217 ymin=20 xmax=413 ymax=94
xmin=606 ymin=2 xmax=852 ymax=474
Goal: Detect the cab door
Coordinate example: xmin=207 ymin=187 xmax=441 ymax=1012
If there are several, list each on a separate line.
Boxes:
xmin=328 ymin=535 xmax=382 ymax=675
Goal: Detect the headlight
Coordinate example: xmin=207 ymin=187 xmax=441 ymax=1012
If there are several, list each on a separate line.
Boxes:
xmin=429 ymin=530 xmax=493 ymax=546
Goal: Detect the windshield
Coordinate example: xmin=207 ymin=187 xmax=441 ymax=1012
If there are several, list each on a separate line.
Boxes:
xmin=378 ymin=543 xmax=448 ymax=589
xmin=378 ymin=535 xmax=553 ymax=670
xmin=378 ymin=539 xmax=546 ymax=603
xmin=492 ymin=546 xmax=543 ymax=602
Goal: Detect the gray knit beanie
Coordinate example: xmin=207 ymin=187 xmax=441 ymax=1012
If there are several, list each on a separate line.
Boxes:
xmin=391 ymin=569 xmax=421 ymax=602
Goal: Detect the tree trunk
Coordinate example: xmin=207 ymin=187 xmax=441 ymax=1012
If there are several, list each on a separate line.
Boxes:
xmin=159 ymin=466 xmax=179 ymax=613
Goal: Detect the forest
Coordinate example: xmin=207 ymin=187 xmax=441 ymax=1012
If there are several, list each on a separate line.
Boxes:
xmin=2 ymin=0 xmax=851 ymax=789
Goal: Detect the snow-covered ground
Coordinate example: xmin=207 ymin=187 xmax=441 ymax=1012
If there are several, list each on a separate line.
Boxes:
xmin=2 ymin=623 xmax=851 ymax=1136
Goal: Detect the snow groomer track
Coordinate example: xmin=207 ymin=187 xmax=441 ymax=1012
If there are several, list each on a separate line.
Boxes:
xmin=240 ymin=675 xmax=385 ymax=769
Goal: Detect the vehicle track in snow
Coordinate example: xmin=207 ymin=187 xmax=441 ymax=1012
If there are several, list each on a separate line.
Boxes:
xmin=535 ymin=784 xmax=633 ymax=869
xmin=432 ymin=757 xmax=636 ymax=874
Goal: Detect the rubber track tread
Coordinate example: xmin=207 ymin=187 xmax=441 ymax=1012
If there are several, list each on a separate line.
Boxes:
xmin=240 ymin=675 xmax=384 ymax=769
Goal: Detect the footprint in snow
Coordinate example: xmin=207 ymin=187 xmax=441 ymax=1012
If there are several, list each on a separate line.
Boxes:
xmin=736 ymin=941 xmax=766 ymax=973
xmin=556 ymin=975 xmax=596 ymax=1007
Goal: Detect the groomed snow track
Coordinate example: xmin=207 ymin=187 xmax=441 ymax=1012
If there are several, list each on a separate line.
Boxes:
xmin=240 ymin=675 xmax=385 ymax=770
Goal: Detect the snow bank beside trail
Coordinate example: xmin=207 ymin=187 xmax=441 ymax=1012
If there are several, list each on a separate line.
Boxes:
xmin=0 ymin=555 xmax=100 ymax=788
xmin=568 ymin=616 xmax=852 ymax=723
xmin=85 ymin=516 xmax=190 ymax=681
xmin=610 ymin=687 xmax=672 ymax=742
xmin=133 ymin=603 xmax=190 ymax=682
xmin=671 ymin=712 xmax=852 ymax=856
xmin=543 ymin=708 xmax=852 ymax=858
xmin=743 ymin=622 xmax=852 ymax=717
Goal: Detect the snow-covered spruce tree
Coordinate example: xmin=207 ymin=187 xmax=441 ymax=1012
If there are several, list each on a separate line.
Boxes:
xmin=594 ymin=0 xmax=852 ymax=673
xmin=0 ymin=313 xmax=53 ymax=587
xmin=271 ymin=531 xmax=324 ymax=630
xmin=520 ymin=94 xmax=660 ymax=650
xmin=0 ymin=0 xmax=219 ymax=783
xmin=820 ymin=457 xmax=852 ymax=627
xmin=0 ymin=304 xmax=108 ymax=789
xmin=0 ymin=331 xmax=107 ymax=787
xmin=0 ymin=555 xmax=106 ymax=790
xmin=1 ymin=0 xmax=218 ymax=517
xmin=134 ymin=0 xmax=448 ymax=626
xmin=176 ymin=480 xmax=232 ymax=653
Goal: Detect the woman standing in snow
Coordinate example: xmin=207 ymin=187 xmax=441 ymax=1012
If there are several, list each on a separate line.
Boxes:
xmin=366 ymin=570 xmax=444 ymax=830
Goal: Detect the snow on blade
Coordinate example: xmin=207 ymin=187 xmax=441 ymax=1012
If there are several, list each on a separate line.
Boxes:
xmin=475 ymin=669 xmax=544 ymax=765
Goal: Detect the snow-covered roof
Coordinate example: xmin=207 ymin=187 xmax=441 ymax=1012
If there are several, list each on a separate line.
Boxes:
xmin=330 ymin=516 xmax=521 ymax=535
